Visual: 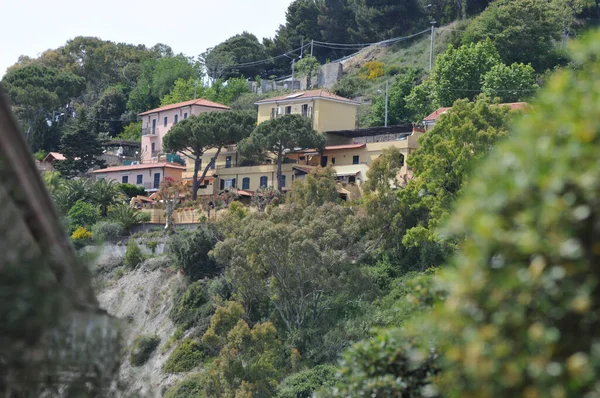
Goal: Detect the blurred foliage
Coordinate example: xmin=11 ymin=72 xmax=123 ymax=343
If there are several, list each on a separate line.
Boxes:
xmin=277 ymin=364 xmax=337 ymax=398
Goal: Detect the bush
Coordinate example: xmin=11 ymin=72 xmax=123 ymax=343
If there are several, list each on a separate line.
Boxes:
xmin=124 ymin=240 xmax=144 ymax=269
xmin=164 ymin=373 xmax=204 ymax=398
xmin=146 ymin=240 xmax=158 ymax=253
xmin=67 ymin=200 xmax=100 ymax=233
xmin=71 ymin=226 xmax=93 ymax=247
xmin=169 ymin=281 xmax=214 ymax=331
xmin=359 ymin=61 xmax=385 ymax=80
xmin=277 ymin=364 xmax=337 ymax=398
xmin=109 ymin=203 xmax=149 ymax=233
xmin=118 ymin=183 xmax=146 ymax=199
xmin=385 ymin=65 xmax=402 ymax=76
xmin=332 ymin=76 xmax=368 ymax=98
xmin=129 ymin=334 xmax=160 ymax=366
xmin=422 ymin=31 xmax=600 ymax=397
xmin=169 ymin=228 xmax=219 ymax=281
xmin=91 ymin=221 xmax=124 ymax=243
xmin=163 ymin=339 xmax=204 ymax=373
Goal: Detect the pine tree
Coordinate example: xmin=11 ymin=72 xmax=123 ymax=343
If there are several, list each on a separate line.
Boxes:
xmin=54 ymin=110 xmax=106 ymax=178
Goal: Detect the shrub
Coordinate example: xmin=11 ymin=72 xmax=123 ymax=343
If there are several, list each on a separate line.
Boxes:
xmin=109 ymin=203 xmax=149 ymax=233
xmin=169 ymin=281 xmax=214 ymax=331
xmin=118 ymin=183 xmax=146 ymax=199
xmin=124 ymin=240 xmax=144 ymax=269
xmin=146 ymin=240 xmax=158 ymax=253
xmin=359 ymin=61 xmax=385 ymax=80
xmin=277 ymin=364 xmax=337 ymax=398
xmin=169 ymin=228 xmax=219 ymax=281
xmin=332 ymin=76 xmax=368 ymax=98
xmin=385 ymin=65 xmax=402 ymax=76
xmin=67 ymin=200 xmax=100 ymax=233
xmin=129 ymin=334 xmax=160 ymax=366
xmin=164 ymin=373 xmax=204 ymax=398
xmin=91 ymin=221 xmax=124 ymax=243
xmin=163 ymin=339 xmax=204 ymax=373
xmin=201 ymin=301 xmax=245 ymax=355
xmin=422 ymin=30 xmax=600 ymax=397
xmin=71 ymin=226 xmax=93 ymax=247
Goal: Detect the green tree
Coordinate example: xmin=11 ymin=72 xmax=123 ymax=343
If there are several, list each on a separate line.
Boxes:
xmin=54 ymin=110 xmax=106 ymax=178
xmin=160 ymin=77 xmax=202 ymax=106
xmin=462 ymin=0 xmax=567 ymax=69
xmin=67 ymin=200 xmax=100 ymax=233
xmin=163 ymin=110 xmax=255 ymax=200
xmin=481 ymin=62 xmax=539 ymax=103
xmin=288 ymin=167 xmax=339 ymax=207
xmin=1 ymin=64 xmax=85 ymax=150
xmin=90 ymin=178 xmax=122 ymax=217
xmin=369 ymin=68 xmax=422 ymax=126
xmin=202 ymin=32 xmax=267 ymax=80
xmin=92 ymin=85 xmax=128 ymax=136
xmin=213 ymin=204 xmax=365 ymax=332
xmin=116 ymin=121 xmax=142 ymax=141
xmin=109 ymin=204 xmax=149 ymax=233
xmin=169 ymin=228 xmax=220 ymax=281
xmin=423 ymin=30 xmax=600 ymax=397
xmin=348 ymin=0 xmax=425 ymax=42
xmin=123 ymin=240 xmax=144 ymax=269
xmin=295 ymin=55 xmax=321 ymax=88
xmin=430 ymin=39 xmax=501 ymax=107
xmin=238 ymin=115 xmax=326 ymax=192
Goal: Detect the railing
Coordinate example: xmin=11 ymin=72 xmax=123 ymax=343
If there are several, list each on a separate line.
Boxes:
xmin=142 ymin=127 xmax=159 ymax=136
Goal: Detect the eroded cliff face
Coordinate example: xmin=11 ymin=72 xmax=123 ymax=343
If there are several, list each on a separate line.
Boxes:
xmin=93 ymin=250 xmax=185 ymax=397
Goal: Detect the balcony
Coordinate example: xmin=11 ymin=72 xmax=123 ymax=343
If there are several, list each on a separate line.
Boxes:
xmin=142 ymin=127 xmax=159 ymax=136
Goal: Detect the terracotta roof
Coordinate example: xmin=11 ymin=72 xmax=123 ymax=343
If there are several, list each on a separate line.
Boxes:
xmin=44 ymin=152 xmax=65 ymax=162
xmin=91 ymin=162 xmax=186 ymax=173
xmin=292 ymin=165 xmax=315 ymax=174
xmin=255 ymin=90 xmax=359 ymax=105
xmin=138 ymin=99 xmax=230 ymax=116
xmin=236 ymin=190 xmax=254 ymax=197
xmin=424 ymin=102 xmax=530 ymax=122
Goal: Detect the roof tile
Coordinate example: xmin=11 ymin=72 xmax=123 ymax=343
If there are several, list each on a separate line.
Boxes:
xmin=255 ymin=90 xmax=359 ymax=105
xmin=138 ymin=99 xmax=230 ymax=116
xmin=91 ymin=162 xmax=186 ymax=173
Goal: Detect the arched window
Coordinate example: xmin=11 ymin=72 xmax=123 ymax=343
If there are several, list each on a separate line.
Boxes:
xmin=242 ymin=177 xmax=250 ymax=190
xmin=260 ymin=176 xmax=268 ymax=188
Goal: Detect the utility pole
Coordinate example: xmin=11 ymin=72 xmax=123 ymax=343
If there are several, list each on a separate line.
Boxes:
xmin=429 ymin=21 xmax=436 ymax=71
xmin=291 ymin=58 xmax=296 ymax=93
xmin=385 ymin=80 xmax=389 ymax=127
xmin=310 ymin=40 xmax=314 ymax=57
xmin=300 ymin=38 xmax=304 ymax=58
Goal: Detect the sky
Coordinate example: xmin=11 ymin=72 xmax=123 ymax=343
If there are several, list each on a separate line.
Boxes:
xmin=0 ymin=0 xmax=293 ymax=77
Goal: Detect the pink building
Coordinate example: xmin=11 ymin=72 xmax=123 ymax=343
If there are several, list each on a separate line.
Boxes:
xmin=91 ymin=162 xmax=186 ymax=192
xmin=139 ymin=99 xmax=231 ymax=162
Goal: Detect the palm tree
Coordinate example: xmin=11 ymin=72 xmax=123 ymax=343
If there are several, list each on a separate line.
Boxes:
xmin=90 ymin=179 xmax=122 ymax=217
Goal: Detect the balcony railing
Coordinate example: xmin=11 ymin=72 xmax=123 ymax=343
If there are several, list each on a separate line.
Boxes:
xmin=142 ymin=127 xmax=159 ymax=136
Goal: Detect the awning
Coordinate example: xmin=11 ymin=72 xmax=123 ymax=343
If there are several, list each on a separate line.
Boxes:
xmin=333 ymin=164 xmax=370 ymax=178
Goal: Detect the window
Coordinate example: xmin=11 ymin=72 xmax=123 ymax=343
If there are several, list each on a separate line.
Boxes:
xmin=152 ymin=119 xmax=156 ymax=134
xmin=348 ymin=175 xmax=356 ymax=184
xmin=260 ymin=176 xmax=268 ymax=187
xmin=242 ymin=177 xmax=250 ymax=190
xmin=285 ymin=106 xmax=292 ymax=115
xmin=302 ymin=104 xmax=308 ymax=117
xmin=270 ymin=108 xmax=276 ymax=119
xmin=226 ymin=156 xmax=232 ymax=168
xmin=122 ymin=175 xmax=129 ymax=183
xmin=174 ymin=114 xmax=178 ymax=124
xmin=136 ymin=175 xmax=143 ymax=184
xmin=352 ymin=155 xmax=359 ymax=165
xmin=331 ymin=157 xmax=336 ymax=165
xmin=151 ymin=142 xmax=156 ymax=153
xmin=164 ymin=116 xmax=168 ymax=127
xmin=153 ymin=173 xmax=161 ymax=189
xmin=232 ymin=178 xmax=236 ymax=188
xmin=210 ymin=158 xmax=215 ymax=170
xmin=184 ymin=112 xmax=188 ymax=119
xmin=281 ymin=175 xmax=286 ymax=187
xmin=224 ymin=179 xmax=234 ymax=189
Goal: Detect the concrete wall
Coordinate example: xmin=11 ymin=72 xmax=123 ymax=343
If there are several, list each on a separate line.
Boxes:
xmin=318 ymin=62 xmax=343 ymax=89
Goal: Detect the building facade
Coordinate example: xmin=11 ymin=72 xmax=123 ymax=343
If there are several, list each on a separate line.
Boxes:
xmin=139 ymin=99 xmax=230 ymax=163
xmin=91 ymin=162 xmax=186 ymax=192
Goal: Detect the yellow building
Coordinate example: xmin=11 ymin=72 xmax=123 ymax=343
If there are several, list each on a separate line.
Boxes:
xmin=182 ymin=145 xmax=238 ymax=195
xmin=255 ymin=90 xmax=359 ymax=132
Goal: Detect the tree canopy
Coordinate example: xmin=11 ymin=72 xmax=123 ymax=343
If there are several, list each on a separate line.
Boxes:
xmin=237 ymin=115 xmax=326 ymax=191
xmin=163 ymin=110 xmax=255 ymax=199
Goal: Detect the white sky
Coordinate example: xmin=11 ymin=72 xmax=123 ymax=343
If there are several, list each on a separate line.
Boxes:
xmin=0 ymin=0 xmax=293 ymax=77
